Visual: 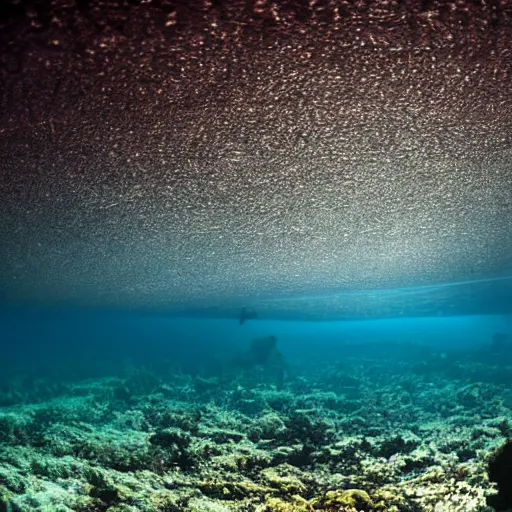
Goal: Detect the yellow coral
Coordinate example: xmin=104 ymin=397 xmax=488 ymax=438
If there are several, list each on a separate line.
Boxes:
xmin=320 ymin=489 xmax=374 ymax=511
xmin=264 ymin=494 xmax=314 ymax=511
xmin=372 ymin=489 xmax=405 ymax=511
xmin=261 ymin=467 xmax=307 ymax=495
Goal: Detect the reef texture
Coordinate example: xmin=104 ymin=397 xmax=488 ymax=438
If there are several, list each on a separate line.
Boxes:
xmin=0 ymin=343 xmax=510 ymax=512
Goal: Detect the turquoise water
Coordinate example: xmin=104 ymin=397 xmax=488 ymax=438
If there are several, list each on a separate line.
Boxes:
xmin=2 ymin=273 xmax=510 ymax=384
xmin=1 ymin=303 xmax=511 ymax=381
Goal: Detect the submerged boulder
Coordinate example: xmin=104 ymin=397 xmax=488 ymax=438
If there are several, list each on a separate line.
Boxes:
xmin=250 ymin=336 xmax=279 ymax=365
xmin=487 ymin=439 xmax=512 ymax=511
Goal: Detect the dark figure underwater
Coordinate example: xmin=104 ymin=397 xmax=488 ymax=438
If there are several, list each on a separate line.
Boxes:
xmin=233 ymin=335 xmax=287 ymax=389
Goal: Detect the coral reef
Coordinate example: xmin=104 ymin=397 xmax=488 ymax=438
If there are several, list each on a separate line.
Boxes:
xmin=0 ymin=343 xmax=509 ymax=511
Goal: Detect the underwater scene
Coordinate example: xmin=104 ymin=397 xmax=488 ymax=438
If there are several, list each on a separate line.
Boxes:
xmin=0 ymin=305 xmax=512 ymax=512
xmin=1 ymin=0 xmax=512 ymax=511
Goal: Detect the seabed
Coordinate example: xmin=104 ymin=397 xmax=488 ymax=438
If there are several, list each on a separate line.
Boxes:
xmin=0 ymin=342 xmax=508 ymax=512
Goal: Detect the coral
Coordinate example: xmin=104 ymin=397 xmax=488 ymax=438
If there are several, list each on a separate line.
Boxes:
xmin=263 ymin=495 xmax=314 ymax=512
xmin=199 ymin=479 xmax=270 ymax=501
xmin=248 ymin=412 xmax=287 ymax=442
xmin=315 ymin=489 xmax=374 ymax=512
xmin=0 ymin=344 xmax=509 ymax=511
xmin=0 ymin=467 xmax=26 ymax=494
xmin=372 ymin=489 xmax=407 ymax=511
xmin=261 ymin=465 xmax=307 ymax=495
xmin=284 ymin=410 xmax=334 ymax=447
xmin=376 ymin=433 xmax=420 ymax=459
